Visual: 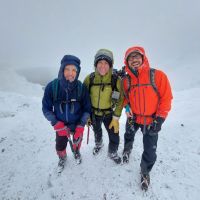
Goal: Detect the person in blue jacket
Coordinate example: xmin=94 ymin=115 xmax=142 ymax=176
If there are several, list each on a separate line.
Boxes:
xmin=42 ymin=55 xmax=91 ymax=169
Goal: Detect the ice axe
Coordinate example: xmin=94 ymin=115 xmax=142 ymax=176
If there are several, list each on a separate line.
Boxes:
xmin=87 ymin=125 xmax=90 ymax=144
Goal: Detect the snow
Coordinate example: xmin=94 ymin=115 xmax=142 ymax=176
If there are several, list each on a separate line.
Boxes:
xmin=0 ymin=68 xmax=200 ymax=200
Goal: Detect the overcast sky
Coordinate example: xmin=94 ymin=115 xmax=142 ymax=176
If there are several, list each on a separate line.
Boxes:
xmin=0 ymin=0 xmax=200 ymax=89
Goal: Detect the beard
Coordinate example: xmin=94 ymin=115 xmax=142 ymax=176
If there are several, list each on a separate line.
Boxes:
xmin=129 ymin=61 xmax=142 ymax=68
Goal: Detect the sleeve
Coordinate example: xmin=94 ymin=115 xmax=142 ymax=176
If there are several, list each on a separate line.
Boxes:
xmin=79 ymin=83 xmax=92 ymax=126
xmin=155 ymin=70 xmax=173 ymax=119
xmin=42 ymin=82 xmax=58 ymax=126
xmin=113 ymin=78 xmax=124 ymax=117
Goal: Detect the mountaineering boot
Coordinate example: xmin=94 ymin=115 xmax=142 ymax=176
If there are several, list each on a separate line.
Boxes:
xmin=141 ymin=173 xmax=150 ymax=191
xmin=122 ymin=150 xmax=131 ymax=163
xmin=93 ymin=142 xmax=104 ymax=155
xmin=57 ymin=155 xmax=67 ymax=173
xmin=74 ymin=150 xmax=82 ymax=164
xmin=108 ymin=152 xmax=121 ymax=164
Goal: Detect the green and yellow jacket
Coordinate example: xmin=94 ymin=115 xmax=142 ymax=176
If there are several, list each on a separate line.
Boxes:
xmin=83 ymin=68 xmax=124 ymax=117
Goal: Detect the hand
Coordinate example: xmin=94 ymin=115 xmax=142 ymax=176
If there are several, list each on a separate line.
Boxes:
xmin=74 ymin=125 xmax=84 ymax=140
xmin=53 ymin=121 xmax=70 ymax=137
xmin=149 ymin=117 xmax=165 ymax=134
xmin=86 ymin=118 xmax=92 ymax=127
xmin=109 ymin=116 xmax=119 ymax=134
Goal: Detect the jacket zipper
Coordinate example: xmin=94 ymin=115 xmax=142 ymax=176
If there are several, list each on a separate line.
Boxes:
xmin=65 ymin=90 xmax=69 ymax=122
xmin=134 ymin=90 xmax=136 ymax=111
xmin=142 ymin=88 xmax=145 ymax=115
xmin=97 ymin=77 xmax=102 ymax=111
xmin=137 ymin=77 xmax=142 ymax=117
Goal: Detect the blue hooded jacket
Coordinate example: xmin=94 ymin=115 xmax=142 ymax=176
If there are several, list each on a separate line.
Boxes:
xmin=42 ymin=55 xmax=91 ymax=131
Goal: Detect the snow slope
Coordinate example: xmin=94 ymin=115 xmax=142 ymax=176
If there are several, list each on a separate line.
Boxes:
xmin=0 ymin=69 xmax=199 ymax=200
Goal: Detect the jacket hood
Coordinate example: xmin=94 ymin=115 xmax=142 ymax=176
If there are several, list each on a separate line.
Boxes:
xmin=58 ymin=55 xmax=81 ymax=80
xmin=124 ymin=46 xmax=150 ymax=77
xmin=94 ymin=49 xmax=114 ymax=68
xmin=58 ymin=55 xmax=81 ymax=90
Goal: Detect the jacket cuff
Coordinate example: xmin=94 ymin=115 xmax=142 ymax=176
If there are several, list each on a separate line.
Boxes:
xmin=113 ymin=116 xmax=120 ymax=120
xmin=125 ymin=105 xmax=130 ymax=112
xmin=155 ymin=116 xmax=165 ymax=124
xmin=80 ymin=112 xmax=90 ymax=126
xmin=51 ymin=119 xmax=58 ymax=126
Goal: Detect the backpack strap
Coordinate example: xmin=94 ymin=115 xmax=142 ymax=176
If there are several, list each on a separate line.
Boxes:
xmin=67 ymin=81 xmax=83 ymax=103
xmin=149 ymin=68 xmax=160 ymax=119
xmin=52 ymin=79 xmax=83 ymax=103
xmin=88 ymin=72 xmax=112 ymax=92
xmin=111 ymin=73 xmax=118 ymax=91
xmin=89 ymin=71 xmax=119 ymax=93
xmin=122 ymin=69 xmax=160 ymax=101
xmin=89 ymin=72 xmax=95 ymax=93
xmin=52 ymin=78 xmax=59 ymax=102
xmin=76 ymin=80 xmax=83 ymax=101
xmin=122 ymin=75 xmax=131 ymax=102
xmin=149 ymin=68 xmax=160 ymax=99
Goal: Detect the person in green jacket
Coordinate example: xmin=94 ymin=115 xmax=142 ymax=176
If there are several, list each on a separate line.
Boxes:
xmin=83 ymin=49 xmax=124 ymax=164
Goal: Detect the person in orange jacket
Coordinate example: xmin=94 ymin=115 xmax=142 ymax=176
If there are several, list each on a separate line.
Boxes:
xmin=122 ymin=46 xmax=173 ymax=190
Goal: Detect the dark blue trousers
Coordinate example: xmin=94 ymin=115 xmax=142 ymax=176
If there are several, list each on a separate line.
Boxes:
xmin=124 ymin=118 xmax=158 ymax=174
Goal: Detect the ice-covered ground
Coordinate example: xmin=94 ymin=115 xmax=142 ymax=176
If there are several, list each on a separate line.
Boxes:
xmin=0 ymin=68 xmax=199 ymax=200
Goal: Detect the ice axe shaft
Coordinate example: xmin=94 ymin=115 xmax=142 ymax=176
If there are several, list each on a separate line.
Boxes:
xmin=87 ymin=126 xmax=90 ymax=144
xmin=68 ymin=136 xmax=75 ymax=154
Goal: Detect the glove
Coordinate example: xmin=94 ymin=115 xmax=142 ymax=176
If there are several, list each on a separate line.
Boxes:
xmin=53 ymin=121 xmax=70 ymax=137
xmin=74 ymin=125 xmax=84 ymax=140
xmin=149 ymin=117 xmax=165 ymax=134
xmin=109 ymin=116 xmax=119 ymax=134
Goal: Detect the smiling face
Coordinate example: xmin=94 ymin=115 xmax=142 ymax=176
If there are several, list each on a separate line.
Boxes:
xmin=127 ymin=52 xmax=143 ymax=69
xmin=64 ymin=64 xmax=77 ymax=82
xmin=96 ymin=60 xmax=110 ymax=76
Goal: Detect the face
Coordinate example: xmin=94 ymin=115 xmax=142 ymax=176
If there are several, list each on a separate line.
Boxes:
xmin=96 ymin=60 xmax=110 ymax=76
xmin=64 ymin=64 xmax=77 ymax=82
xmin=127 ymin=53 xmax=143 ymax=69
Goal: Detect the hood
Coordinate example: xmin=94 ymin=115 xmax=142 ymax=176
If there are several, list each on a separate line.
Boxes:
xmin=94 ymin=49 xmax=114 ymax=68
xmin=58 ymin=55 xmax=81 ymax=91
xmin=124 ymin=46 xmax=150 ymax=77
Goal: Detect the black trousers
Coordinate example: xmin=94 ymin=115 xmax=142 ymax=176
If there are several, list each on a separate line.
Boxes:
xmin=124 ymin=118 xmax=158 ymax=174
xmin=55 ymin=132 xmax=82 ymax=153
xmin=92 ymin=113 xmax=119 ymax=153
xmin=55 ymin=133 xmax=69 ymax=151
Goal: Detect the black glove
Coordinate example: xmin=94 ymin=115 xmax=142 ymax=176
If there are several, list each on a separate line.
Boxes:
xmin=149 ymin=116 xmax=165 ymax=134
xmin=127 ymin=117 xmax=135 ymax=132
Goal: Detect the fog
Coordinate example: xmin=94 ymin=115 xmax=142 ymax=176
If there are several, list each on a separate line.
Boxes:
xmin=0 ymin=0 xmax=200 ymax=90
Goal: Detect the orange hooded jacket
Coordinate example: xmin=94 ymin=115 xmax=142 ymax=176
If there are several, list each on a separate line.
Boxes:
xmin=123 ymin=46 xmax=173 ymax=125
